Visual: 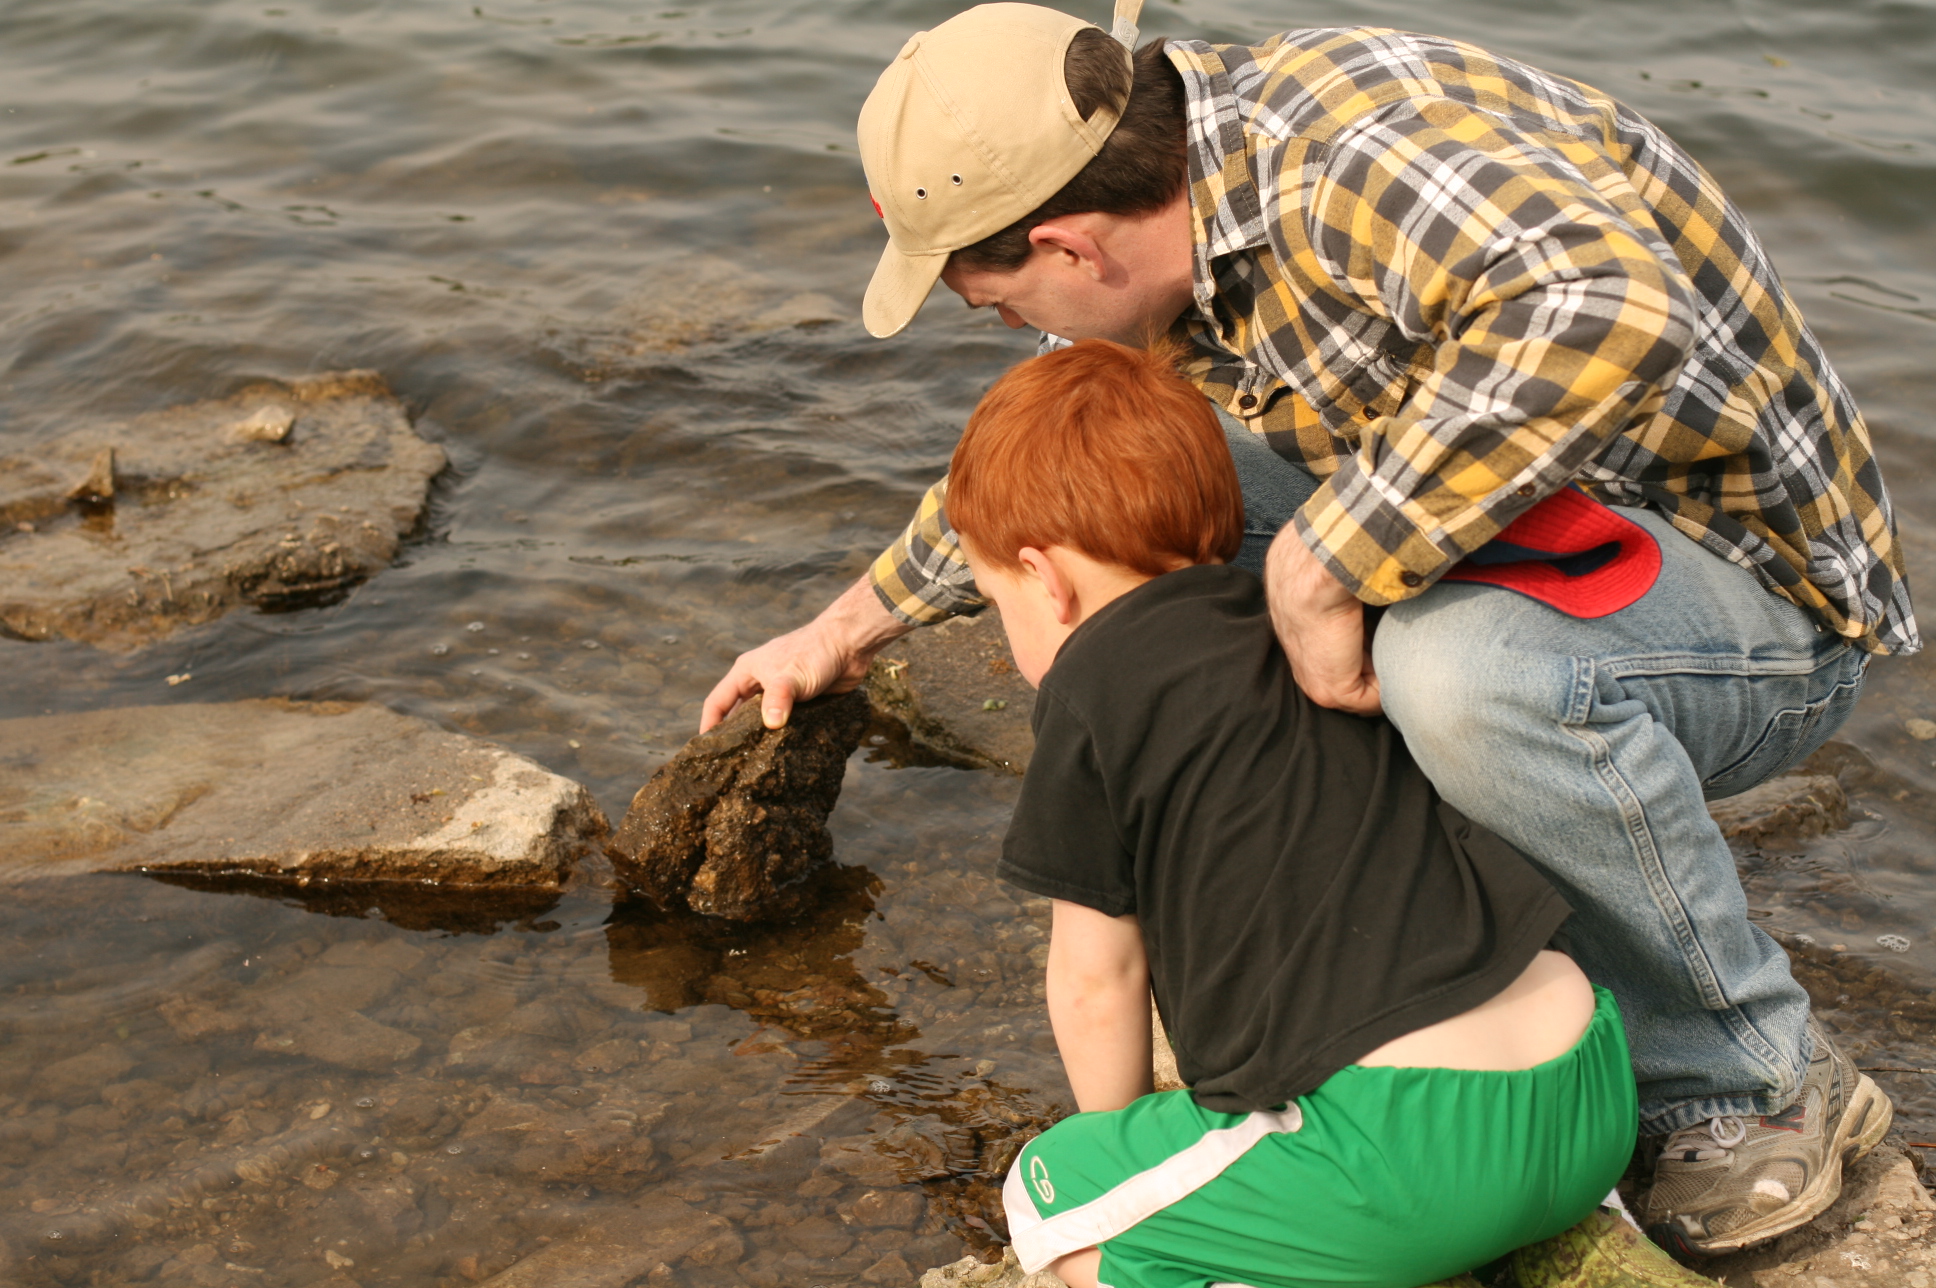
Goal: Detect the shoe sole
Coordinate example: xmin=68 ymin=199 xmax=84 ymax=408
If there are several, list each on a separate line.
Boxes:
xmin=1683 ymin=1073 xmax=1894 ymax=1255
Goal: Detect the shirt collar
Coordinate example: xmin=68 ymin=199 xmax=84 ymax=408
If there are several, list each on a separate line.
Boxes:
xmin=1164 ymin=39 xmax=1273 ymax=317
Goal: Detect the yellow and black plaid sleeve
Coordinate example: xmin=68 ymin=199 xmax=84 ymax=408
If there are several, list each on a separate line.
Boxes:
xmin=1287 ymin=100 xmax=1697 ymax=603
xmin=868 ymin=475 xmax=988 ymax=625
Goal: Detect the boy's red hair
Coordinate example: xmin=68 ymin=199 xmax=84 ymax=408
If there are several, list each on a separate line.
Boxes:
xmin=948 ymin=339 xmax=1243 ymax=576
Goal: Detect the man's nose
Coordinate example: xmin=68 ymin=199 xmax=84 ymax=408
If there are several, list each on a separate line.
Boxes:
xmin=995 ymin=305 xmax=1028 ymax=329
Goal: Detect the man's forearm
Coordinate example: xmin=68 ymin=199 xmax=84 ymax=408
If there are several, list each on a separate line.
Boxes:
xmin=821 ymin=575 xmax=917 ymax=656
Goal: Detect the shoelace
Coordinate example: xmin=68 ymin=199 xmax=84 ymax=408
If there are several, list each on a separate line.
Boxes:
xmin=1661 ymin=1114 xmax=1748 ymax=1162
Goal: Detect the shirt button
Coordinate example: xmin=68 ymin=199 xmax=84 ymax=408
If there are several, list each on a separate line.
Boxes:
xmin=1237 ymin=393 xmax=1257 ymax=410
xmin=1400 ymin=571 xmax=1423 ymax=588
xmin=1361 ymin=405 xmax=1377 ymax=420
xmin=1516 ymin=484 xmax=1536 ymax=497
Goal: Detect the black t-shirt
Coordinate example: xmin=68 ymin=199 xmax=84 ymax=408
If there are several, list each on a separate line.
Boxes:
xmin=996 ymin=564 xmax=1570 ymax=1112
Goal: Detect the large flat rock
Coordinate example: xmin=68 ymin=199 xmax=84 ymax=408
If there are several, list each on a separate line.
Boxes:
xmin=0 ymin=371 xmax=445 ymax=650
xmin=0 ymin=700 xmax=606 ymax=886
xmin=867 ymin=611 xmax=1035 ymax=775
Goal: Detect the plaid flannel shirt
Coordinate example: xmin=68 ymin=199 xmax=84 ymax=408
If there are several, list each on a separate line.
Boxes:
xmin=869 ymin=27 xmax=1918 ymax=655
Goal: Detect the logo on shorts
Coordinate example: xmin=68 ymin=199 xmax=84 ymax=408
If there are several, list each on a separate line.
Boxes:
xmin=1027 ymin=1154 xmax=1055 ymax=1204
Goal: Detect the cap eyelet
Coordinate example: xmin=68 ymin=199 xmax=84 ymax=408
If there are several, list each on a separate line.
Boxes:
xmin=914 ymin=187 xmax=927 ymax=199
xmin=950 ymin=174 xmax=962 ymax=185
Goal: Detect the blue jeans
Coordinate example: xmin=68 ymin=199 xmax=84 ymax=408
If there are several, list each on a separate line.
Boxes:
xmin=1220 ymin=415 xmax=1866 ymax=1134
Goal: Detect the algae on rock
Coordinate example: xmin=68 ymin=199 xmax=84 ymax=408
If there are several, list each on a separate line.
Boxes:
xmin=0 ymin=371 xmax=445 ymax=650
xmin=606 ymin=690 xmax=871 ymax=920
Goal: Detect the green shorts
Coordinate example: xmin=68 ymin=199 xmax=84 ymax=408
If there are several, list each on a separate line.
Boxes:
xmin=1004 ymin=987 xmax=1636 ymax=1288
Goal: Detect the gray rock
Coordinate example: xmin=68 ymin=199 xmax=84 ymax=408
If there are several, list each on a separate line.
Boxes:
xmin=0 ymin=371 xmax=445 ymax=651
xmin=1708 ymin=774 xmax=1851 ymax=847
xmin=607 ymin=690 xmax=870 ymax=920
xmin=920 ymin=1246 xmax=1065 ymax=1288
xmin=868 ymin=611 xmax=1035 ymax=774
xmin=0 ymin=700 xmax=606 ymax=887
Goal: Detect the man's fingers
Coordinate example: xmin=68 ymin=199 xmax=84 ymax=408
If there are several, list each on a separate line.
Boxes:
xmin=700 ymin=669 xmax=760 ymax=733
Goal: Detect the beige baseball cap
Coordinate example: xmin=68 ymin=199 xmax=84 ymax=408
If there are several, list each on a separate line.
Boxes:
xmin=857 ymin=1 xmax=1144 ymax=338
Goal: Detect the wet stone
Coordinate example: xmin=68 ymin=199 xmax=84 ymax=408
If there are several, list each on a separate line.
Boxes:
xmin=1708 ymin=773 xmax=1851 ymax=847
xmin=868 ymin=610 xmax=1035 ymax=774
xmin=0 ymin=699 xmax=608 ymax=887
xmin=607 ymin=690 xmax=870 ymax=920
xmin=921 ymin=1245 xmax=1067 ymax=1288
xmin=0 ymin=371 xmax=445 ymax=651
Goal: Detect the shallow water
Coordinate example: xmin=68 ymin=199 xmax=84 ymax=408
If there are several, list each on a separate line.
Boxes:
xmin=1 ymin=0 xmax=1935 ymax=1282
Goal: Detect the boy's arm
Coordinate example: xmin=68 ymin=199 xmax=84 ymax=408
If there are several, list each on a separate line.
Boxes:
xmin=1046 ymin=899 xmax=1153 ymax=1113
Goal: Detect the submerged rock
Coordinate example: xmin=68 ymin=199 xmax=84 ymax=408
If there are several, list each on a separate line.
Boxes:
xmin=867 ymin=611 xmax=1034 ymax=774
xmin=607 ymin=691 xmax=870 ymax=920
xmin=0 ymin=371 xmax=445 ymax=650
xmin=0 ymin=700 xmax=606 ymax=887
xmin=1708 ymin=773 xmax=1851 ymax=847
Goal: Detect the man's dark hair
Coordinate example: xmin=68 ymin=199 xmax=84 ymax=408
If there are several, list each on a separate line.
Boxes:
xmin=950 ymin=34 xmax=1187 ymax=273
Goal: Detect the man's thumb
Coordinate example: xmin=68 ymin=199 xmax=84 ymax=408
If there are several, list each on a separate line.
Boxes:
xmin=761 ymin=681 xmax=794 ymax=729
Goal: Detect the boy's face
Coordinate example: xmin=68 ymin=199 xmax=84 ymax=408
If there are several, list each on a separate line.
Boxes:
xmin=959 ymin=541 xmax=1069 ymax=688
xmin=961 ymin=539 xmax=1168 ymax=687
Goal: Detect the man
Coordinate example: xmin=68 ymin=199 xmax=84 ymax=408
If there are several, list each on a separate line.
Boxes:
xmin=701 ymin=0 xmax=1914 ymax=1256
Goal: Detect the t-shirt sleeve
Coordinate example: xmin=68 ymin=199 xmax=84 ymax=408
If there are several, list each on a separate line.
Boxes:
xmin=995 ymin=689 xmax=1136 ymax=917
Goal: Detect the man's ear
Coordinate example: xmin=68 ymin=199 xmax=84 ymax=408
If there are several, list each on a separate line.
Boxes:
xmin=1018 ymin=546 xmax=1081 ymax=626
xmin=1026 ymin=219 xmax=1106 ymax=281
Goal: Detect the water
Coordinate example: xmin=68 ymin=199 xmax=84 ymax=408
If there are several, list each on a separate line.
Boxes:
xmin=1 ymin=0 xmax=1934 ymax=1281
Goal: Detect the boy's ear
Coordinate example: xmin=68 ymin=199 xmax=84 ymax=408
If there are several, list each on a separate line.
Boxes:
xmin=1018 ymin=547 xmax=1081 ymax=626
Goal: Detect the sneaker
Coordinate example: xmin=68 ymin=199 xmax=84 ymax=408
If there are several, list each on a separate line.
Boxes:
xmin=1512 ymin=1207 xmax=1723 ymax=1286
xmin=1639 ymin=1017 xmax=1893 ymax=1256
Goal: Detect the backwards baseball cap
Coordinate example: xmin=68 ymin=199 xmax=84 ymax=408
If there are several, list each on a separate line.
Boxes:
xmin=856 ymin=1 xmax=1145 ymax=338
xmin=1440 ymin=486 xmax=1662 ymax=618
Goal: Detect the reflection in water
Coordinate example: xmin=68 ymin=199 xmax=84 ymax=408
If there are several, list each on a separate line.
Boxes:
xmin=0 ymin=763 xmax=1063 ymax=1285
xmin=0 ymin=0 xmax=1934 ymax=1279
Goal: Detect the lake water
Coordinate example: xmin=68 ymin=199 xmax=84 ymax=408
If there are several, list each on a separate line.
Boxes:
xmin=2 ymin=0 xmax=1935 ymax=1283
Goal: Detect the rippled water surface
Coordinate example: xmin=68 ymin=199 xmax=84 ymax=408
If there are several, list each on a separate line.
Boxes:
xmin=3 ymin=0 xmax=1936 ymax=1283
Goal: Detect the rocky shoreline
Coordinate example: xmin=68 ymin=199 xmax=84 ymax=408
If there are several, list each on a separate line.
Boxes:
xmin=2 ymin=383 xmax=1930 ymax=1284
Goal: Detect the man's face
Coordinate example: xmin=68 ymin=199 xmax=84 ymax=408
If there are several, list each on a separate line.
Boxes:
xmin=939 ymin=244 xmax=1190 ymax=346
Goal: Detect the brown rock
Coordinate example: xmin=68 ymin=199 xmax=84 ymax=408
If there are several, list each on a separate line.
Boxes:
xmin=0 ymin=700 xmax=606 ymax=887
xmin=468 ymin=1193 xmax=719 ymax=1287
xmin=784 ymin=1214 xmax=854 ymax=1259
xmin=0 ymin=371 xmax=446 ymax=650
xmin=820 ymin=1120 xmax=951 ymax=1187
xmin=253 ymin=1012 xmax=421 ymax=1073
xmin=1708 ymin=774 xmax=1851 ymax=847
xmin=863 ymin=1252 xmax=915 ymax=1284
xmin=843 ymin=1189 xmax=926 ymax=1228
xmin=607 ymin=690 xmax=870 ymax=919
xmin=867 ymin=610 xmax=1035 ymax=773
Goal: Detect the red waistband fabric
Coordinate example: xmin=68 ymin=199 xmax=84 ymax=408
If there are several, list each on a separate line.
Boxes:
xmin=1438 ymin=488 xmax=1661 ymax=619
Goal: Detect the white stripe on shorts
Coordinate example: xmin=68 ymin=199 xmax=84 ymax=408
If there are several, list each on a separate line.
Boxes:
xmin=1004 ymin=1105 xmax=1303 ymax=1273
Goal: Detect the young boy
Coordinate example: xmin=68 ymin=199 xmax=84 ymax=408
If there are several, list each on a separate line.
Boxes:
xmin=946 ymin=340 xmax=1716 ymax=1288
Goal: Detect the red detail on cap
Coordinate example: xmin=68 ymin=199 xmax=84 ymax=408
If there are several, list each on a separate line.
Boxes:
xmin=870 ymin=195 xmax=883 ymax=219
xmin=1439 ymin=486 xmax=1661 ymax=618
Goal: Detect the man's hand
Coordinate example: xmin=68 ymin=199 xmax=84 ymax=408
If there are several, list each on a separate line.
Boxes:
xmin=1263 ymin=526 xmax=1382 ymax=715
xmin=699 ymin=576 xmax=914 ymax=732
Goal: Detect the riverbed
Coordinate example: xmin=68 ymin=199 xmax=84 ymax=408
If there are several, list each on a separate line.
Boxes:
xmin=2 ymin=0 xmax=1934 ymax=1283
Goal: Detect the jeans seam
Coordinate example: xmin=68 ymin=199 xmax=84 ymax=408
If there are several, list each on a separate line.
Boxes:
xmin=1563 ymin=657 xmax=1731 ymax=1012
xmin=1599 ymin=653 xmax=1833 ymax=680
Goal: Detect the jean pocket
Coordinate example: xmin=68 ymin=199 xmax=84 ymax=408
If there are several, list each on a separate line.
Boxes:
xmin=1701 ymin=663 xmax=1866 ymax=800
